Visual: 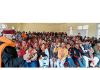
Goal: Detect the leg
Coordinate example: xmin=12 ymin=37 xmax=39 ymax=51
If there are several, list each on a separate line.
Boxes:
xmin=57 ymin=59 xmax=60 ymax=68
xmin=83 ymin=56 xmax=89 ymax=67
xmin=92 ymin=57 xmax=99 ymax=67
xmin=77 ymin=58 xmax=85 ymax=67
xmin=50 ymin=59 xmax=53 ymax=67
xmin=67 ymin=57 xmax=76 ymax=67
xmin=39 ymin=58 xmax=43 ymax=67
xmin=44 ymin=58 xmax=49 ymax=67
xmin=60 ymin=60 xmax=66 ymax=68
xmin=30 ymin=61 xmax=38 ymax=67
xmin=80 ymin=57 xmax=86 ymax=67
xmin=54 ymin=61 xmax=57 ymax=67
xmin=96 ymin=55 xmax=100 ymax=67
xmin=24 ymin=61 xmax=29 ymax=67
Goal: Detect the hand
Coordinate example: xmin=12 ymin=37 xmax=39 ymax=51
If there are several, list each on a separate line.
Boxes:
xmin=39 ymin=55 xmax=42 ymax=59
xmin=87 ymin=49 xmax=90 ymax=51
xmin=27 ymin=60 xmax=31 ymax=62
xmin=68 ymin=55 xmax=71 ymax=58
xmin=78 ymin=57 xmax=81 ymax=60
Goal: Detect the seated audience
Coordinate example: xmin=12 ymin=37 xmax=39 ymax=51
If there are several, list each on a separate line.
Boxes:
xmin=10 ymin=31 xmax=100 ymax=68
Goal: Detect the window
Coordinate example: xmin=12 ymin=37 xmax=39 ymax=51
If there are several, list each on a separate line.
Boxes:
xmin=97 ymin=24 xmax=100 ymax=39
xmin=2 ymin=24 xmax=7 ymax=28
xmin=0 ymin=24 xmax=7 ymax=36
xmin=98 ymin=24 xmax=100 ymax=28
xmin=0 ymin=24 xmax=7 ymax=29
xmin=77 ymin=26 xmax=82 ymax=29
xmin=69 ymin=27 xmax=73 ymax=35
xmin=77 ymin=25 xmax=88 ymax=37
xmin=83 ymin=25 xmax=88 ymax=29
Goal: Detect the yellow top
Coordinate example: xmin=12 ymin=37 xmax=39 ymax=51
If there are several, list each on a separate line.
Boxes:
xmin=54 ymin=47 xmax=68 ymax=61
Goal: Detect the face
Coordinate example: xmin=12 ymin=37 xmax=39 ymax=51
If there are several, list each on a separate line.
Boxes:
xmin=97 ymin=43 xmax=100 ymax=51
xmin=67 ymin=44 xmax=71 ymax=49
xmin=75 ymin=44 xmax=79 ymax=48
xmin=62 ymin=43 xmax=66 ymax=48
xmin=53 ymin=43 xmax=56 ymax=47
xmin=86 ymin=41 xmax=89 ymax=45
xmin=41 ymin=44 xmax=45 ymax=51
xmin=78 ymin=33 xmax=80 ymax=36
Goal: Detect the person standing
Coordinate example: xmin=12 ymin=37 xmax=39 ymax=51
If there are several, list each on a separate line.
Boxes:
xmin=0 ymin=29 xmax=25 ymax=67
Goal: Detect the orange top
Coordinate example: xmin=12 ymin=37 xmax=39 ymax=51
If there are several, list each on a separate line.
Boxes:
xmin=21 ymin=33 xmax=27 ymax=39
xmin=0 ymin=36 xmax=15 ymax=67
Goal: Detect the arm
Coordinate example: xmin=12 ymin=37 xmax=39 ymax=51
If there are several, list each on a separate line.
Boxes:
xmin=62 ymin=49 xmax=68 ymax=61
xmin=45 ymin=49 xmax=49 ymax=57
xmin=53 ymin=47 xmax=58 ymax=53
xmin=81 ymin=46 xmax=88 ymax=53
xmin=31 ymin=53 xmax=37 ymax=61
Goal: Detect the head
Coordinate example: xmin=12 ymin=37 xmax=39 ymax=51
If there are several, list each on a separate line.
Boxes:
xmin=41 ymin=43 xmax=46 ymax=52
xmin=78 ymin=33 xmax=81 ymax=36
xmin=2 ymin=29 xmax=15 ymax=40
xmin=96 ymin=41 xmax=100 ymax=51
xmin=85 ymin=40 xmax=90 ymax=45
xmin=61 ymin=42 xmax=66 ymax=48
xmin=75 ymin=43 xmax=80 ymax=49
xmin=66 ymin=43 xmax=71 ymax=49
xmin=28 ymin=46 xmax=33 ymax=51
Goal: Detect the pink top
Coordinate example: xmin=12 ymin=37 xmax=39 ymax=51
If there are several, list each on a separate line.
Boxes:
xmin=18 ymin=49 xmax=26 ymax=57
xmin=22 ymin=41 xmax=26 ymax=46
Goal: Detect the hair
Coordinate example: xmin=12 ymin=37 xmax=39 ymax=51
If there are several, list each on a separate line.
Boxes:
xmin=97 ymin=41 xmax=100 ymax=44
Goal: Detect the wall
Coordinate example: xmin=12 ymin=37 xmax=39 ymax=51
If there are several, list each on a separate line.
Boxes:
xmin=20 ymin=23 xmax=63 ymax=32
xmin=5 ymin=23 xmax=22 ymax=31
xmin=4 ymin=23 xmax=97 ymax=37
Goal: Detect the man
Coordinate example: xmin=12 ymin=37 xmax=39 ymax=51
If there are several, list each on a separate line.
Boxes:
xmin=94 ymin=41 xmax=100 ymax=67
xmin=81 ymin=40 xmax=92 ymax=67
xmin=0 ymin=29 xmax=25 ymax=67
xmin=81 ymin=40 xmax=99 ymax=67
xmin=49 ymin=42 xmax=57 ymax=67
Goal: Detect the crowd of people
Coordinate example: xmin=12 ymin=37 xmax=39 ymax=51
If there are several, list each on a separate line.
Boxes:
xmin=11 ymin=31 xmax=100 ymax=68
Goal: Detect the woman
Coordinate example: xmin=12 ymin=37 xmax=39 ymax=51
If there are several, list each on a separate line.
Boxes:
xmin=23 ymin=46 xmax=38 ymax=67
xmin=65 ymin=43 xmax=76 ymax=67
xmin=56 ymin=42 xmax=68 ymax=68
xmin=72 ymin=43 xmax=86 ymax=67
xmin=39 ymin=43 xmax=49 ymax=68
